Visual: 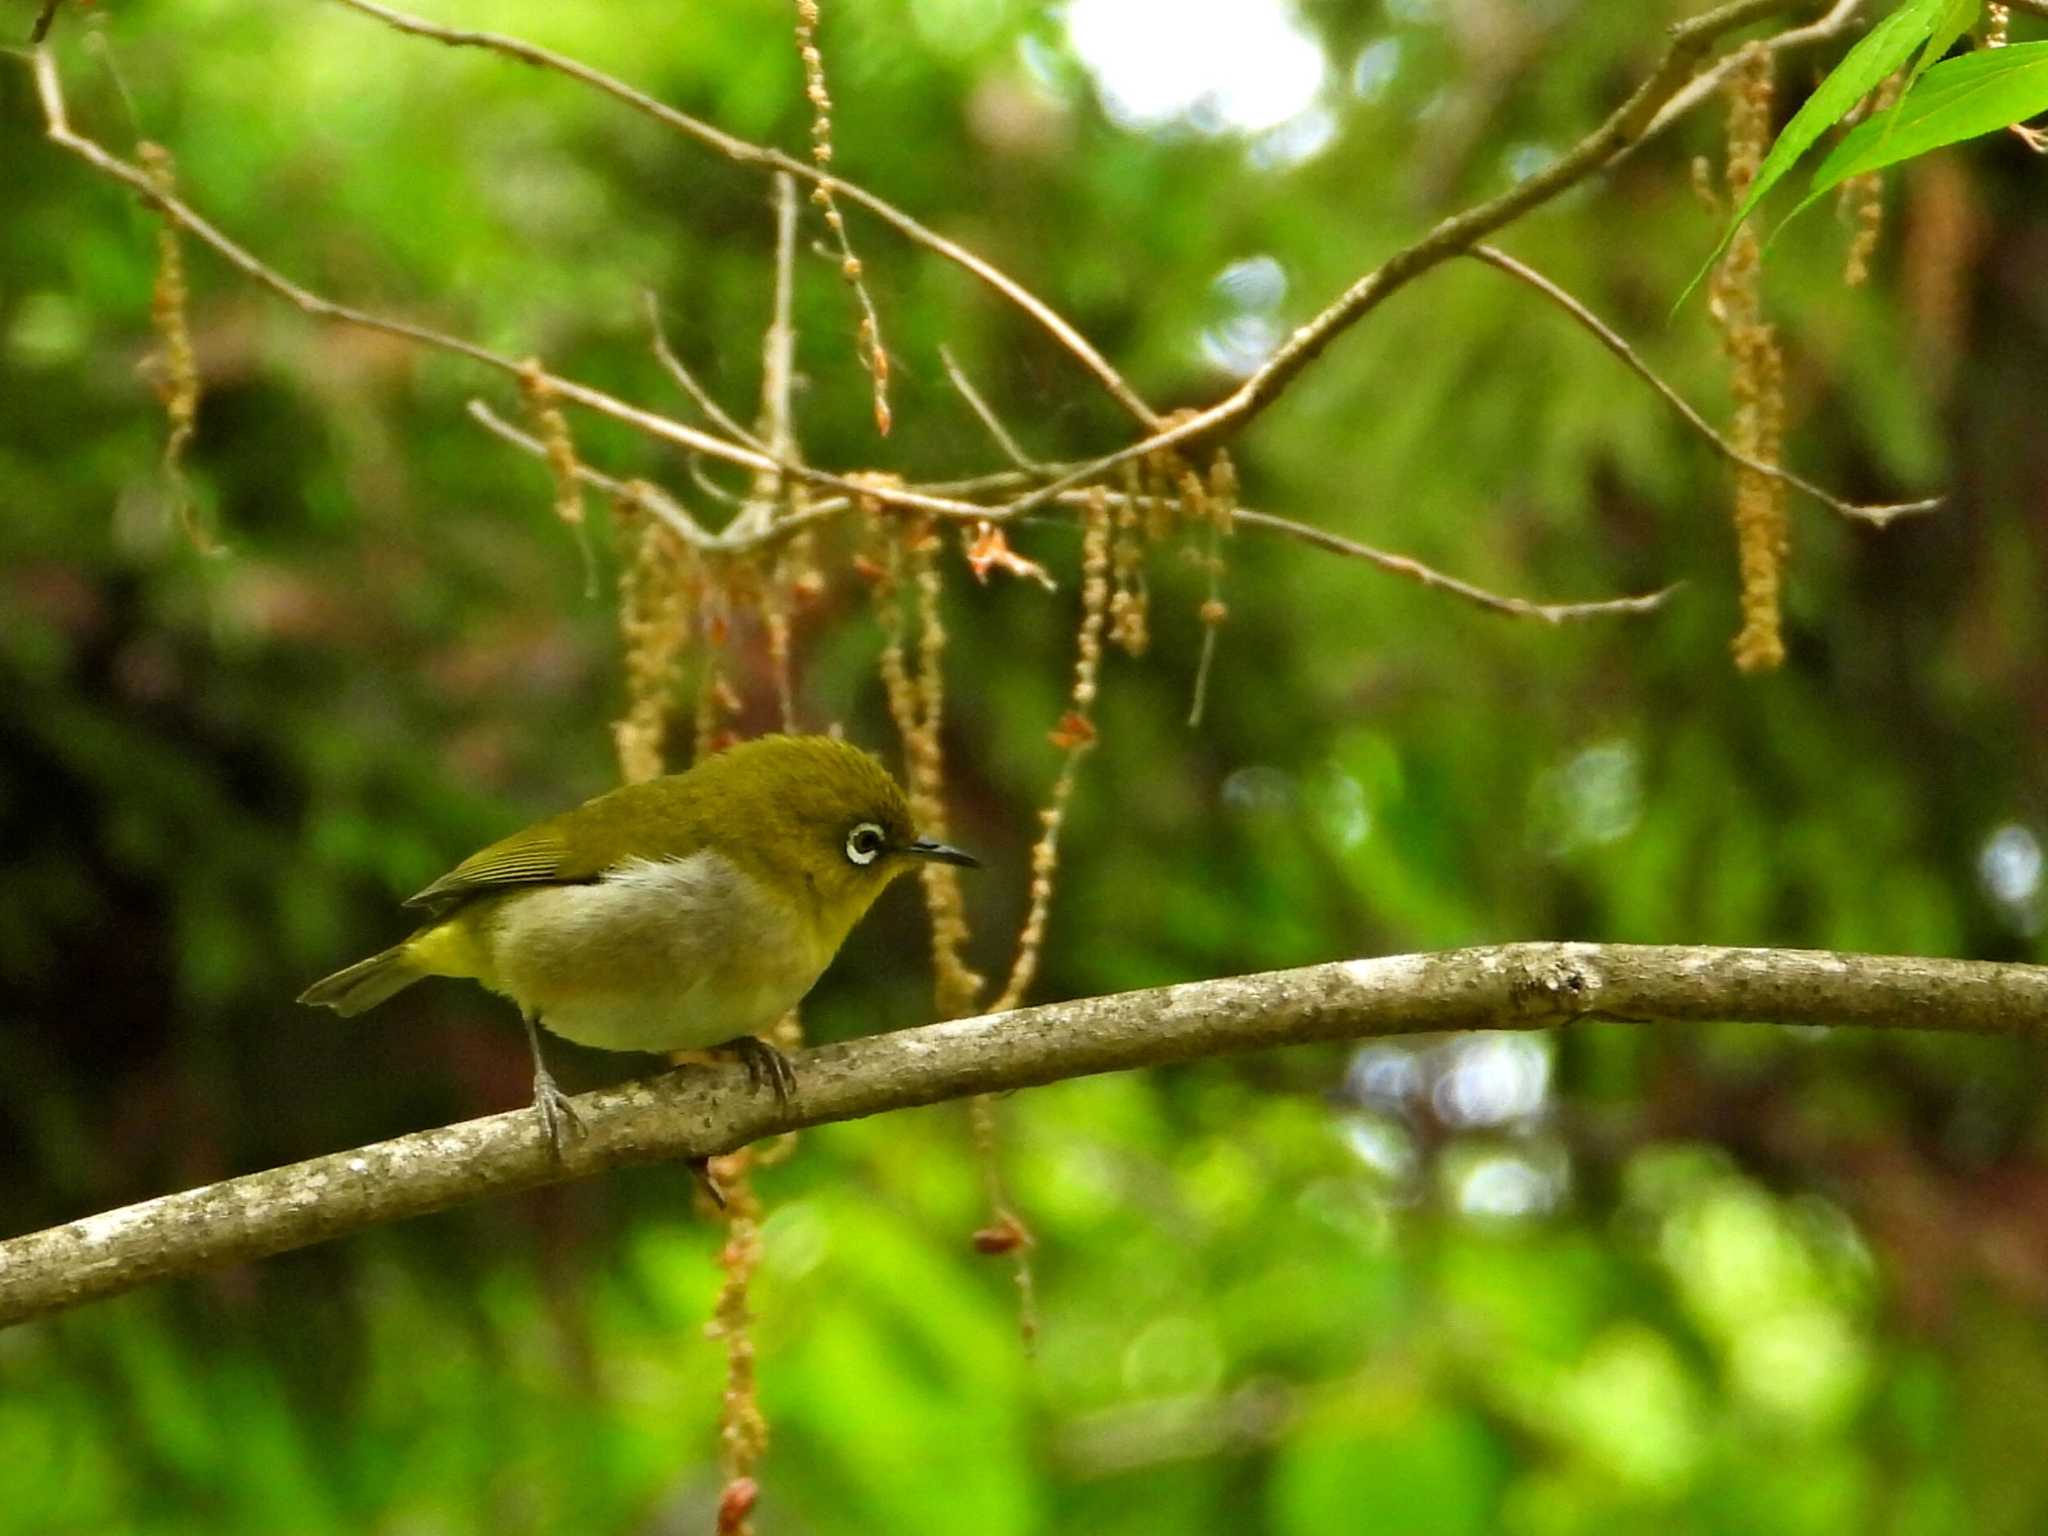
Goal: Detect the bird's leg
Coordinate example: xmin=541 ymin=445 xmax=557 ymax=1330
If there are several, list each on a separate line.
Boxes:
xmin=714 ymin=1035 xmax=796 ymax=1109
xmin=522 ymin=1010 xmax=586 ymax=1156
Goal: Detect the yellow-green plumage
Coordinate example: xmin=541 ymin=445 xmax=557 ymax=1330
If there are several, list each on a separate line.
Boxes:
xmin=299 ymin=736 xmax=974 ymax=1135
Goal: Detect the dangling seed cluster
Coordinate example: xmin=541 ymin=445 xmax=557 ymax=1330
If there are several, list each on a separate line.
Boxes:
xmin=1710 ymin=48 xmax=1789 ymax=675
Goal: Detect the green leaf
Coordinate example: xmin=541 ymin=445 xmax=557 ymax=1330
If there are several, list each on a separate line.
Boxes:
xmin=1799 ymin=42 xmax=2048 ymax=209
xmin=1677 ymin=0 xmax=1948 ymax=307
xmin=1872 ymin=0 xmax=1981 ymax=154
xmin=1904 ymin=0 xmax=1981 ymax=102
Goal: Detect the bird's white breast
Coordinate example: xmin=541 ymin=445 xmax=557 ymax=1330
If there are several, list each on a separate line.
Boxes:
xmin=481 ymin=849 xmax=826 ymax=1054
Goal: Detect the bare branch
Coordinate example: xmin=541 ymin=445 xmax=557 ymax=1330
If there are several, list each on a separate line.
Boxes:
xmin=465 ymin=401 xmax=713 ymax=547
xmin=462 ymin=409 xmax=1680 ymax=617
xmin=1227 ymin=507 xmax=1681 ymax=623
xmin=646 ymin=291 xmax=767 ymax=453
xmin=30 ymin=51 xmax=785 ymax=465
xmin=322 ymin=0 xmax=1159 ymax=429
xmin=1006 ymin=0 xmax=1824 ymax=516
xmin=759 ymin=172 xmax=801 ymax=469
xmin=33 ymin=51 xmax=509 ymax=376
xmin=940 ymin=345 xmax=1040 ymax=472
xmin=4 ymin=944 xmax=2045 ymax=1330
xmin=1640 ymin=0 xmax=1864 ymax=144
xmin=727 ymin=172 xmax=806 ymax=545
xmin=1467 ymin=246 xmax=1940 ymax=527
xmin=27 ymin=48 xmax=1026 ymax=531
xmin=688 ymin=454 xmax=747 ymax=507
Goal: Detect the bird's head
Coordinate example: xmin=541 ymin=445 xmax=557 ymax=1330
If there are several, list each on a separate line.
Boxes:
xmin=699 ymin=735 xmax=978 ymax=934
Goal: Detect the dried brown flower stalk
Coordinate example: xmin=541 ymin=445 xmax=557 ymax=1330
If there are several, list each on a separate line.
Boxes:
xmin=861 ymin=489 xmax=983 ymax=1017
xmin=1710 ymin=48 xmax=1789 ymax=675
xmin=705 ymin=1156 xmax=769 ymax=1536
xmin=960 ymin=487 xmax=1118 ymax=1351
xmin=968 ymin=1090 xmax=1038 ymax=1347
xmin=857 ymin=489 xmax=1036 ymax=1323
xmin=792 ymin=0 xmax=892 ymax=435
xmin=989 ymin=487 xmax=1111 ymax=1016
xmin=1109 ymin=481 xmax=1151 ymax=657
xmin=908 ymin=526 xmax=984 ymax=1018
xmin=1188 ymin=453 xmax=1238 ymax=723
xmin=693 ymin=579 xmax=744 ymax=762
xmin=762 ymin=551 xmax=801 ymax=734
xmin=1840 ymin=74 xmax=1900 ymax=287
xmin=610 ymin=487 xmax=697 ymax=785
xmin=139 ymin=141 xmax=209 ymax=552
xmin=518 ymin=359 xmax=596 ymax=591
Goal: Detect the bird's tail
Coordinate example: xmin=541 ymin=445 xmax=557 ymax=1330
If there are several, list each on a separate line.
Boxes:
xmin=297 ymin=940 xmax=426 ymax=1016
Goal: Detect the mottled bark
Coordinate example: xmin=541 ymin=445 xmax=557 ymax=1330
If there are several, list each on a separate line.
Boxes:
xmin=5 ymin=944 xmax=2045 ymax=1329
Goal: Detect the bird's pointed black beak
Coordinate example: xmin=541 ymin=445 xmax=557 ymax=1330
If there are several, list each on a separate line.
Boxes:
xmin=904 ymin=837 xmax=980 ymax=868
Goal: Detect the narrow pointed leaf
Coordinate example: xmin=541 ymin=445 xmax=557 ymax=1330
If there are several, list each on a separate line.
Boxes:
xmin=1904 ymin=0 xmax=1981 ymax=100
xmin=1677 ymin=0 xmax=1947 ymax=307
xmin=1795 ymin=41 xmax=2048 ymax=216
xmin=1877 ymin=0 xmax=1981 ymax=151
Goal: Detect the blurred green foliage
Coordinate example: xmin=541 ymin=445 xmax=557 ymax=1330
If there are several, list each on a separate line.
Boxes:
xmin=4 ymin=0 xmax=2048 ymax=1531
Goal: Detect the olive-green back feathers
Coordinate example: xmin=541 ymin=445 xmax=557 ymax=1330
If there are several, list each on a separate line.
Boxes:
xmin=403 ymin=735 xmax=913 ymax=915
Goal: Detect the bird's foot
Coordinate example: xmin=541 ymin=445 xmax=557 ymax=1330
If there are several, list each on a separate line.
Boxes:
xmin=715 ymin=1035 xmax=796 ymax=1109
xmin=531 ymin=1068 xmax=587 ymax=1158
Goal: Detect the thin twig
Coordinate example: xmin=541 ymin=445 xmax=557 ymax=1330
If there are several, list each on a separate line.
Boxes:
xmin=1640 ymin=0 xmax=1866 ymax=145
xmin=645 ymin=291 xmax=766 ymax=452
xmin=322 ymin=0 xmax=1159 ymax=429
xmin=759 ymin=172 xmax=801 ymax=469
xmin=1188 ymin=623 xmax=1222 ymax=726
xmin=466 ymin=401 xmax=711 ymax=546
xmin=1002 ymin=0 xmax=1819 ymax=518
xmin=727 ymin=172 xmax=806 ymax=545
xmin=792 ymin=0 xmax=892 ymax=437
xmin=940 ymin=345 xmax=1039 ymax=472
xmin=32 ymin=53 xmax=767 ymax=465
xmin=467 ymin=404 xmax=1683 ymax=616
xmin=1468 ymin=245 xmax=1940 ymax=527
xmin=28 ymin=49 xmax=1012 ymax=529
xmin=688 ymin=454 xmax=745 ymax=507
xmin=1228 ymin=508 xmax=1681 ymax=623
xmin=926 ymin=467 xmax=1059 ymax=496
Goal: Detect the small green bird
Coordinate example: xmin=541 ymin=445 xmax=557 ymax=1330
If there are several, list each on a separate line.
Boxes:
xmin=299 ymin=734 xmax=977 ymax=1154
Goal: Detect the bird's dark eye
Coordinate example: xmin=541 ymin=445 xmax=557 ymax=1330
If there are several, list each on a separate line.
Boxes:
xmin=845 ymin=822 xmax=887 ymax=866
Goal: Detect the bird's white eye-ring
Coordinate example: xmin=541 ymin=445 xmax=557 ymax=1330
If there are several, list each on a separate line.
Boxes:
xmin=845 ymin=822 xmax=887 ymax=866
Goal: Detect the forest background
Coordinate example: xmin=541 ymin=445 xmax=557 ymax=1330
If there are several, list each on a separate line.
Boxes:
xmin=4 ymin=0 xmax=2048 ymax=1532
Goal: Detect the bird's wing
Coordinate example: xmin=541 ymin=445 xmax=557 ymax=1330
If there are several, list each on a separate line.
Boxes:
xmin=402 ymin=779 xmax=707 ymax=914
xmin=402 ymin=830 xmax=585 ymax=912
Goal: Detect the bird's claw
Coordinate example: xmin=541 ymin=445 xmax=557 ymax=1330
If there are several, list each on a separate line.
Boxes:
xmin=716 ymin=1036 xmax=796 ymax=1109
xmin=532 ymin=1069 xmax=587 ymax=1158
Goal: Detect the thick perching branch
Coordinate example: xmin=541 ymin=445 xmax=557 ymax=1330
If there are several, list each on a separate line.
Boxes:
xmin=3 ymin=945 xmax=2045 ymax=1332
